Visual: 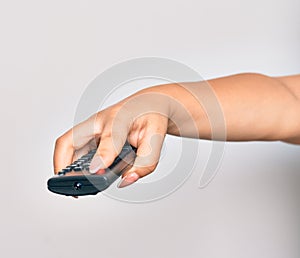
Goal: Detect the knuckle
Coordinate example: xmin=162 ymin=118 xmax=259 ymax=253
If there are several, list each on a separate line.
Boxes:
xmin=101 ymin=130 xmax=113 ymax=139
xmin=147 ymin=163 xmax=158 ymax=172
xmin=91 ymin=113 xmax=103 ymax=136
xmin=55 ymin=136 xmax=64 ymax=147
xmin=135 ymin=162 xmax=158 ymax=177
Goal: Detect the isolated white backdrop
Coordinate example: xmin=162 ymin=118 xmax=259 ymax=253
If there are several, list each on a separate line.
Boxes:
xmin=0 ymin=0 xmax=300 ymax=258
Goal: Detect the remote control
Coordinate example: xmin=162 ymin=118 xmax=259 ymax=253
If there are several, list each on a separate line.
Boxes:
xmin=47 ymin=143 xmax=136 ymax=196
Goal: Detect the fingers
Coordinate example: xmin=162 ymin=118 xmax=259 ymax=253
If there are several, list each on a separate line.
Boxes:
xmin=53 ymin=132 xmax=74 ymax=174
xmin=54 ymin=102 xmax=167 ymax=193
xmin=53 ymin=115 xmax=98 ymax=174
xmin=118 ymin=124 xmax=166 ymax=188
xmin=89 ymin=121 xmax=129 ymax=174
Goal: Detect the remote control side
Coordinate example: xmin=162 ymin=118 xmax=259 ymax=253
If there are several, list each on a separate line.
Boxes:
xmin=47 ymin=144 xmax=136 ymax=196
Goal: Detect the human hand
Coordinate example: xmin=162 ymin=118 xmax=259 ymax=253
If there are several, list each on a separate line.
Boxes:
xmin=53 ymin=86 xmax=178 ymax=188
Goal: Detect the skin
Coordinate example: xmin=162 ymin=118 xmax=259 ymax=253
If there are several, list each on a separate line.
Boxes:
xmin=53 ymin=73 xmax=300 ymax=188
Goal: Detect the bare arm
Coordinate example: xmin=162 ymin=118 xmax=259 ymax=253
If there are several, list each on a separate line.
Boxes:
xmin=165 ymin=73 xmax=300 ymax=142
xmin=54 ymin=73 xmax=300 ymax=187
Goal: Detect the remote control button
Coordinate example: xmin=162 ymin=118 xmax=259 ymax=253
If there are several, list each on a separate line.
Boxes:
xmin=66 ymin=165 xmax=74 ymax=171
xmin=74 ymin=166 xmax=83 ymax=171
xmin=58 ymin=171 xmax=65 ymax=175
xmin=62 ymin=167 xmax=72 ymax=172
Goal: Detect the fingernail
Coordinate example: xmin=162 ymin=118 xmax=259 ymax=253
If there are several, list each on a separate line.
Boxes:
xmin=89 ymin=155 xmax=104 ymax=174
xmin=117 ymin=172 xmax=139 ymax=188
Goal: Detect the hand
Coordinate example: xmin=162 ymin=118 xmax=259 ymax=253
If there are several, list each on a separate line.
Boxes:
xmin=54 ymin=86 xmax=176 ymax=188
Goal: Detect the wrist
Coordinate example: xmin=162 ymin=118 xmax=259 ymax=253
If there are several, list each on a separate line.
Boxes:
xmin=146 ymin=83 xmax=208 ymax=138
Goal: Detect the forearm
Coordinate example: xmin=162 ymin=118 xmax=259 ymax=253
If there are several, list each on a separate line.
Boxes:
xmin=207 ymin=73 xmax=300 ymax=141
xmin=151 ymin=73 xmax=300 ymax=142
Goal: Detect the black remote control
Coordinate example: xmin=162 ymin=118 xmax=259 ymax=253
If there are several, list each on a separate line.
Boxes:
xmin=47 ymin=143 xmax=136 ymax=196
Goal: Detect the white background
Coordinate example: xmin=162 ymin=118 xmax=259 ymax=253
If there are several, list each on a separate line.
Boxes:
xmin=0 ymin=0 xmax=300 ymax=257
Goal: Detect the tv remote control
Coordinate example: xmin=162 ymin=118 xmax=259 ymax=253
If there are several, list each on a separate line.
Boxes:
xmin=47 ymin=143 xmax=136 ymax=196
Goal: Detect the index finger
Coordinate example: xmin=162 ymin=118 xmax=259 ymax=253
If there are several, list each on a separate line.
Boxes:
xmin=53 ymin=115 xmax=98 ymax=174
